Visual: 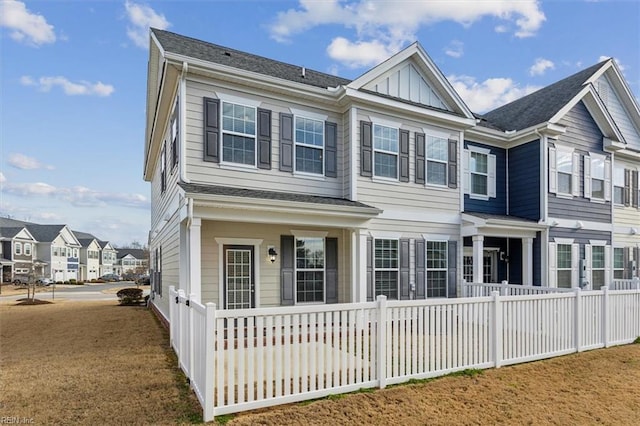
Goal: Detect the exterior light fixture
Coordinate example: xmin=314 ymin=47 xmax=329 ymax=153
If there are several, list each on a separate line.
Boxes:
xmin=268 ymin=247 xmax=278 ymax=263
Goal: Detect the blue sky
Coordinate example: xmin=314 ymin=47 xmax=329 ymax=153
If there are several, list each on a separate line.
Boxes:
xmin=1 ymin=0 xmax=639 ymax=246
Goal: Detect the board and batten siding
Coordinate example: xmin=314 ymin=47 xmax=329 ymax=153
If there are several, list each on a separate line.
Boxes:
xmin=509 ymin=141 xmax=541 ymax=220
xmin=463 ymin=141 xmax=507 ymax=215
xmin=595 ymin=75 xmax=640 ymax=151
xmin=200 ymin=221 xmax=351 ymax=307
xmin=548 ymin=102 xmax=611 ymax=224
xmin=184 ymin=79 xmax=346 ymax=199
xmin=355 ymin=108 xmax=461 ymax=214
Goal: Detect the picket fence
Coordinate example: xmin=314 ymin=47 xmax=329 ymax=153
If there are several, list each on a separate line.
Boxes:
xmin=167 ymin=285 xmax=640 ymax=422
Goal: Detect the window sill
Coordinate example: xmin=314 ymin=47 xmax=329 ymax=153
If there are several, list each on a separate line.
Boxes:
xmin=469 ymin=193 xmax=490 ymax=201
xmin=293 ymin=171 xmax=326 ymax=181
xmin=553 ymin=193 xmax=574 ymax=200
xmin=589 ymin=198 xmax=607 ymax=204
xmin=219 ymin=162 xmax=258 ymax=172
xmin=425 ymin=183 xmax=452 ymax=191
xmin=371 ymin=176 xmax=400 ymax=185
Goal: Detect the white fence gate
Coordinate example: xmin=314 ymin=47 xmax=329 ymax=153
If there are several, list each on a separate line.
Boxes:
xmin=167 ymin=286 xmax=640 ymax=422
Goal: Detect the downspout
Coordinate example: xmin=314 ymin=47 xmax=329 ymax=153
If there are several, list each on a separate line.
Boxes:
xmin=179 ymin=61 xmax=190 ymax=184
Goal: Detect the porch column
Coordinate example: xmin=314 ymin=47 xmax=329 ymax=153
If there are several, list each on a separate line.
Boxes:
xmin=472 ymin=235 xmax=484 ymax=283
xmin=188 ymin=218 xmax=202 ymax=302
xmin=522 ymin=237 xmax=533 ymax=286
xmin=357 ymin=230 xmax=369 ymax=303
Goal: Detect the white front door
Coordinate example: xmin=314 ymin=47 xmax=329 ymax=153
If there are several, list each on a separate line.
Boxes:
xmin=463 ymin=249 xmax=498 ymax=283
xmin=223 ymin=245 xmax=255 ymax=309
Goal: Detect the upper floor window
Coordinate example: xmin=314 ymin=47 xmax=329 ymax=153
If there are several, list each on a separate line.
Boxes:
xmin=463 ymin=146 xmax=495 ymax=200
xmin=556 ymin=150 xmax=573 ymax=195
xmin=426 ymin=136 xmax=447 ymax=185
xmin=374 ymin=239 xmax=398 ymax=299
xmin=222 ymin=101 xmax=256 ymax=166
xmin=584 ymin=153 xmax=610 ymax=202
xmin=549 ymin=145 xmax=579 ymax=197
xmin=295 ymin=237 xmax=324 ymax=303
xmin=373 ymin=124 xmax=398 ymax=179
xmin=24 ymin=243 xmax=31 ymax=256
xmin=613 ymin=166 xmax=624 ymax=205
xmin=160 ymin=142 xmax=166 ymax=193
xmin=171 ymin=100 xmax=179 ymax=170
xmin=470 ymin=151 xmax=488 ymax=196
xmin=295 ymin=116 xmax=324 ymax=175
xmin=14 ymin=242 xmax=22 ymax=256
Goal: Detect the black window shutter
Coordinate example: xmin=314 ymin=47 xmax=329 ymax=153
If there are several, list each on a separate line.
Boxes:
xmin=172 ymin=97 xmax=179 ymax=169
xmin=257 ymin=108 xmax=272 ymax=170
xmin=448 ymin=139 xmax=458 ymax=189
xmin=203 ymin=97 xmax=220 ymax=163
xmin=360 ymin=121 xmax=372 ymax=177
xmin=325 ymin=121 xmax=337 ymax=178
xmin=280 ymin=235 xmax=295 ymax=305
xmin=325 ymin=237 xmax=338 ymax=303
xmin=280 ymin=113 xmax=294 ymax=172
xmin=415 ymin=133 xmax=425 ymax=184
xmin=623 ymin=169 xmax=631 ymax=206
xmin=632 ymin=171 xmax=639 ymax=208
xmin=415 ymin=239 xmax=426 ymax=299
xmin=366 ymin=237 xmax=373 ymax=301
xmin=623 ymin=247 xmax=630 ymax=279
xmin=447 ymin=241 xmax=458 ymax=298
xmin=400 ymin=238 xmax=410 ymax=300
xmin=399 ymin=130 xmax=410 ymax=182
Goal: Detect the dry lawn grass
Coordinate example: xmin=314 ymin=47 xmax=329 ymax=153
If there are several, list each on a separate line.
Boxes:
xmin=1 ymin=300 xmax=639 ymax=425
xmin=0 ymin=300 xmax=201 ymax=425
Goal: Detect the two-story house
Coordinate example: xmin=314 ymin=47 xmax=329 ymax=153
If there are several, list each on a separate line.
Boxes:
xmin=0 ymin=226 xmax=38 ymax=282
xmin=98 ymin=241 xmax=118 ymax=276
xmin=144 ymin=29 xmax=478 ymax=321
xmin=25 ymin=224 xmax=81 ymax=282
xmin=114 ymin=248 xmax=149 ymax=276
xmin=73 ymin=231 xmax=102 ymax=281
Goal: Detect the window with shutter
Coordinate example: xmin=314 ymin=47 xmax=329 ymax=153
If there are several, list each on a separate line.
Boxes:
xmin=221 ymin=101 xmax=256 ymax=166
xmin=426 ymin=241 xmax=447 ymax=298
xmin=374 ymin=239 xmax=399 ymax=299
xmin=614 ymin=166 xmax=625 ymax=205
xmin=294 ymin=116 xmax=324 ymax=175
xmin=426 ymin=136 xmax=448 ymax=186
xmin=373 ymin=124 xmax=399 ymax=179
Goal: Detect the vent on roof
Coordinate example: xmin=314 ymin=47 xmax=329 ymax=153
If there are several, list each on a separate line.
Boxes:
xmin=224 ymin=51 xmax=231 ymax=57
xmin=301 ymin=67 xmax=306 ymax=78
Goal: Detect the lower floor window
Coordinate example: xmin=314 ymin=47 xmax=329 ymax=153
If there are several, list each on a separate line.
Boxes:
xmin=557 ymin=244 xmax=572 ymax=288
xmin=374 ymin=239 xmax=398 ymax=299
xmin=613 ymin=248 xmax=624 ymax=279
xmin=427 ymin=241 xmax=447 ymax=298
xmin=591 ymin=245 xmax=605 ymax=290
xmin=296 ymin=238 xmax=324 ymax=303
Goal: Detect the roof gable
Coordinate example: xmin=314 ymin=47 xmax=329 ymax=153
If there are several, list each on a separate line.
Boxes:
xmin=348 ymin=43 xmax=474 ymax=120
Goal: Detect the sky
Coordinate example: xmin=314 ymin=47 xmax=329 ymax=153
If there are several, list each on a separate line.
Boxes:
xmin=1 ymin=0 xmax=639 ymax=247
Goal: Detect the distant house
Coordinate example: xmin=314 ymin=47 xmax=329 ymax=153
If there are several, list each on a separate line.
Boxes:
xmin=73 ymin=231 xmax=102 ymax=281
xmin=97 ymin=241 xmax=118 ymax=276
xmin=115 ymin=248 xmax=149 ymax=276
xmin=25 ymin=224 xmax=81 ymax=282
xmin=0 ymin=226 xmax=39 ymax=282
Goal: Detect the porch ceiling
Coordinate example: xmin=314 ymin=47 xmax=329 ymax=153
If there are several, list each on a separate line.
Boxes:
xmin=462 ymin=213 xmax=547 ymax=239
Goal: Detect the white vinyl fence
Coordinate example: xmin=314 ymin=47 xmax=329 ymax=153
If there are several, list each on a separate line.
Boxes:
xmin=168 ymin=286 xmax=640 ymax=422
xmin=462 ymin=280 xmax=574 ymax=297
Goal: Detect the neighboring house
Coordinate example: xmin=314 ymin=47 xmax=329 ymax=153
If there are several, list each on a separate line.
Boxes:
xmin=73 ymin=231 xmax=102 ymax=281
xmin=114 ymin=248 xmax=149 ymax=276
xmin=0 ymin=226 xmax=39 ymax=282
xmin=98 ymin=241 xmax=118 ymax=276
xmin=144 ymin=29 xmax=476 ymax=321
xmin=144 ymin=29 xmax=640 ymax=323
xmin=26 ymin=224 xmax=82 ymax=282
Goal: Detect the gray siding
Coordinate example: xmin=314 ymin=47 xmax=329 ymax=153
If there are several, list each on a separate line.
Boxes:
xmin=509 ymin=141 xmax=540 ymax=220
xmin=548 ymin=101 xmax=611 ymax=223
xmin=549 ymin=228 xmax=611 ymax=245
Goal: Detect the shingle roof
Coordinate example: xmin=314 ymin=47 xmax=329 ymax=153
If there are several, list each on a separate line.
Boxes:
xmin=0 ymin=217 xmax=30 ymax=227
xmin=0 ymin=227 xmax=26 ymax=239
xmin=151 ymin=28 xmax=351 ymax=89
xmin=464 ymin=212 xmax=539 ymax=223
xmin=24 ymin=224 xmax=66 ymax=243
xmin=76 ymin=238 xmax=96 ymax=248
xmin=179 ymin=182 xmax=378 ymax=210
xmin=116 ymin=248 xmax=147 ymax=260
xmin=73 ymin=231 xmax=96 ymax=240
xmin=480 ymin=60 xmax=608 ymax=131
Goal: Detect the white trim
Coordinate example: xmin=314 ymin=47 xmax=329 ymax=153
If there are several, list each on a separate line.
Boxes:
xmin=214 ymin=238 xmax=263 ymax=309
xmin=589 ymin=240 xmax=607 ymax=246
xmin=380 ymin=209 xmax=460 ymax=224
xmin=289 ymin=108 xmax=328 ymax=122
xmin=421 ymin=234 xmax=450 ymax=242
xmin=350 ymin=106 xmax=358 ymax=201
xmin=290 ymin=230 xmax=328 ymax=239
xmin=369 ymin=231 xmax=402 ymax=240
xmin=422 ymin=126 xmax=452 ymax=140
xmin=467 ymin=145 xmax=490 ymax=155
xmin=554 ymin=238 xmax=575 ymax=245
xmin=547 ymin=217 xmax=613 ymax=232
xmin=367 ymin=115 xmax=402 ymax=129
xmin=215 ymin=91 xmax=262 ymax=108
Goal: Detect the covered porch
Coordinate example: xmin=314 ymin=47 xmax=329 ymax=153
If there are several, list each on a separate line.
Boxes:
xmin=177 ymin=183 xmax=381 ymax=308
xmin=462 ymin=213 xmax=547 ymax=286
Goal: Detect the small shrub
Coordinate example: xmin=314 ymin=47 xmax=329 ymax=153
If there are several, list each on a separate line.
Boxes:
xmin=117 ymin=288 xmax=144 ymax=305
xmin=63 ymin=281 xmax=70 ymax=284
xmin=69 ymin=279 xmax=77 ymax=284
xmin=56 ymin=281 xmax=63 ymax=284
xmin=634 ymin=336 xmax=640 ymax=344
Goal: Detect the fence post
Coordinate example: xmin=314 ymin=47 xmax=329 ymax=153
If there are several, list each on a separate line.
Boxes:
xmin=492 ymin=291 xmax=503 ymax=368
xmin=462 ymin=279 xmax=467 ymax=297
xmin=602 ymin=286 xmax=609 ymax=348
xmin=501 ymin=280 xmax=508 ymax=296
xmin=188 ymin=292 xmax=196 ymax=386
xmin=376 ymin=295 xmax=388 ymax=389
xmin=633 ymin=276 xmax=640 ymax=290
xmin=203 ymin=302 xmax=216 ymax=423
xmin=574 ymin=288 xmax=582 ymax=352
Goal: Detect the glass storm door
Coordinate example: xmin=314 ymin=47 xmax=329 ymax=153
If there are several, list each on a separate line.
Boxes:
xmin=224 ymin=245 xmax=254 ymax=309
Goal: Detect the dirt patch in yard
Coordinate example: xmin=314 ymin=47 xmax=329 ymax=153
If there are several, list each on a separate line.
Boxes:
xmin=0 ymin=301 xmax=201 ymax=424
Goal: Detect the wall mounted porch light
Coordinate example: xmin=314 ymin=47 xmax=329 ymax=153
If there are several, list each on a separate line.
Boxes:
xmin=268 ymin=246 xmax=278 ymax=263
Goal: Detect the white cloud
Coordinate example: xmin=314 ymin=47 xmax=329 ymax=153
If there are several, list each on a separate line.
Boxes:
xmin=529 ymin=58 xmax=555 ymax=76
xmin=270 ymin=0 xmax=545 ymax=67
xmin=0 ymin=172 xmax=6 ymax=184
xmin=20 ymin=75 xmax=114 ymax=97
xmin=8 ymin=153 xmax=54 ymax=170
xmin=124 ymin=1 xmax=170 ymax=49
xmin=444 ymin=40 xmax=464 ymax=58
xmin=326 ymin=37 xmax=396 ymax=68
xmin=1 ymin=181 xmax=149 ymax=209
xmin=0 ymin=0 xmax=56 ymax=46
xmin=448 ymin=74 xmax=540 ymax=113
